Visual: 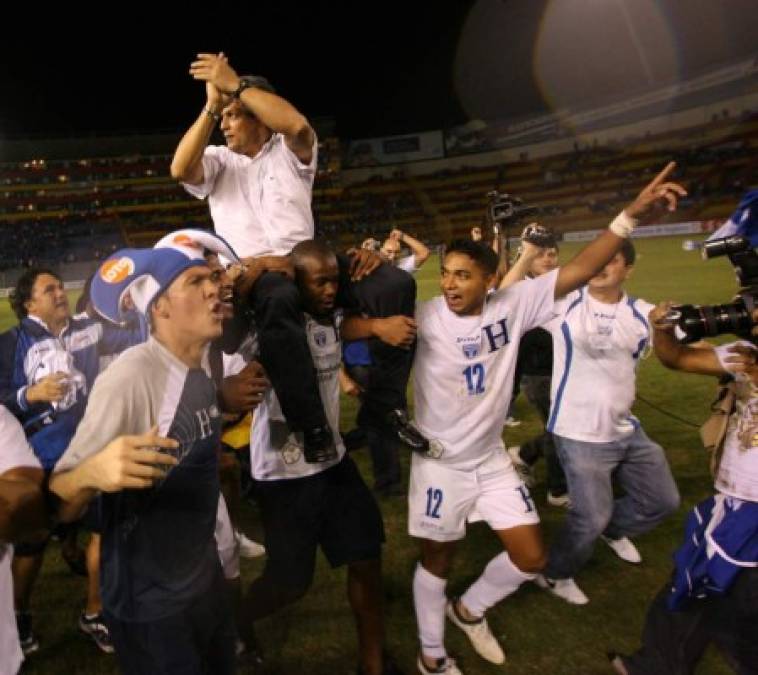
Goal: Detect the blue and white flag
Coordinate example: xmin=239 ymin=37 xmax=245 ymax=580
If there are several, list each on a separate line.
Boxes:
xmin=707 ymin=190 xmax=758 ymax=248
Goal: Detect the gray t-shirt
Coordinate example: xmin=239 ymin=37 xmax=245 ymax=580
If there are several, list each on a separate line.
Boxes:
xmin=56 ymin=338 xmax=222 ymax=622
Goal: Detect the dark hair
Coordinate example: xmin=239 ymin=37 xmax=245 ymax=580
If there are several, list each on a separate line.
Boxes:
xmin=445 ymin=239 xmax=499 ymax=276
xmin=9 ymin=267 xmax=60 ymax=321
xmin=239 ymin=75 xmax=276 ymax=94
xmin=291 ymin=239 xmax=337 ymax=271
xmin=619 ymin=239 xmax=636 ymax=266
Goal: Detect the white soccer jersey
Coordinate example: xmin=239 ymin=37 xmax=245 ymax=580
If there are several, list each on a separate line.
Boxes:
xmin=250 ymin=312 xmax=345 ymax=480
xmin=714 ymin=342 xmax=758 ymax=502
xmin=546 ymin=289 xmax=654 ymax=442
xmin=0 ymin=406 xmax=41 ymax=675
xmin=412 ymin=269 xmax=558 ymax=471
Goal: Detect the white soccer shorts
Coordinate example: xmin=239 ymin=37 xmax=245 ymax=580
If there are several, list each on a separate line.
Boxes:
xmin=408 ymin=449 xmax=540 ymax=542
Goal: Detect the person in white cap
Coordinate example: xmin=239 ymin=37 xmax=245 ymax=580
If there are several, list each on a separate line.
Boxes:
xmin=50 ymin=231 xmax=241 ymax=674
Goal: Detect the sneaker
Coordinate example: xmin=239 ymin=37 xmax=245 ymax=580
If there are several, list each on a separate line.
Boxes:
xmin=303 ymin=425 xmax=338 ymax=464
xmin=506 ymin=446 xmax=534 ymax=488
xmin=79 ymin=612 xmax=115 ymax=654
xmin=235 ymin=530 xmax=266 ymax=559
xmin=15 ymin=611 xmax=39 ymax=656
xmin=607 ymin=652 xmax=630 ymax=675
xmin=601 ymin=536 xmax=642 ymax=564
xmin=417 ymin=654 xmax=463 ymax=675
xmin=503 ymin=416 xmax=521 ymax=428
xmin=534 ymin=575 xmax=589 ymax=605
xmin=446 ymin=599 xmax=505 ymax=664
xmin=387 ymin=409 xmax=429 ymax=453
xmin=546 ymin=491 xmax=571 ymax=508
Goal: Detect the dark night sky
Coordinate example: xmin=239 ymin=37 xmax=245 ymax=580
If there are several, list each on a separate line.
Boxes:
xmin=1 ymin=1 xmax=757 ymax=141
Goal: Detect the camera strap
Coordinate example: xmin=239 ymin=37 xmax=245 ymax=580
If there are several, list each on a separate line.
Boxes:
xmin=699 ymin=380 xmax=737 ymax=477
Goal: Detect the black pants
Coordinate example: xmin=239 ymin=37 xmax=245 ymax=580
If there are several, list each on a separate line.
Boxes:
xmin=251 ymin=264 xmax=416 ymax=432
xmin=240 ymin=457 xmax=384 ymax=633
xmin=105 ymin=571 xmax=236 ymax=675
xmin=621 ymin=567 xmax=758 ymax=674
xmin=347 ymin=364 xmax=401 ymax=490
xmin=518 ymin=375 xmax=567 ymax=496
xmin=339 ymin=262 xmax=416 ymax=429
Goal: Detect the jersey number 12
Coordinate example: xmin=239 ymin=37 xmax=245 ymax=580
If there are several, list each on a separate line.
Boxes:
xmin=463 ymin=363 xmax=486 ymax=395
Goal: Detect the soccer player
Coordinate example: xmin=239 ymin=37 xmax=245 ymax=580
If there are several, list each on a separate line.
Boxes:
xmin=49 ymin=233 xmax=242 ymax=674
xmin=534 ymin=239 xmax=680 ymax=605
xmin=406 ymin=164 xmax=685 ymax=674
xmin=240 ymin=239 xmax=411 ymax=675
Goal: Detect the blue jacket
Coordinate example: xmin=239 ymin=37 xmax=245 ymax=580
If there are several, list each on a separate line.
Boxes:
xmin=0 ymin=315 xmax=143 ymax=469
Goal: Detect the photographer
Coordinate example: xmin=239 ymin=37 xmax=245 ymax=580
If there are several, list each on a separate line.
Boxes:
xmin=610 ymin=303 xmax=758 ymax=674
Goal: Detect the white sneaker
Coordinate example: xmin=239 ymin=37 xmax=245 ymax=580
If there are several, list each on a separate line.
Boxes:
xmin=446 ymin=599 xmax=505 ymax=664
xmin=506 ymin=446 xmax=535 ymax=488
xmin=417 ymin=654 xmax=464 ymax=675
xmin=504 ymin=416 xmax=521 ymax=428
xmin=546 ymin=491 xmax=570 ymax=508
xmin=534 ymin=575 xmax=589 ymax=605
xmin=601 ymin=536 xmax=641 ymax=564
xmin=235 ymin=530 xmax=266 ymax=559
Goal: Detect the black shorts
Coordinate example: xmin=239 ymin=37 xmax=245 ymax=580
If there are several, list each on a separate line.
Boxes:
xmin=254 ymin=456 xmax=385 ymax=577
xmin=104 ymin=570 xmax=235 ymax=675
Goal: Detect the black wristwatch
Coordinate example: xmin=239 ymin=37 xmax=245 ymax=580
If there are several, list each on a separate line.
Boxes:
xmin=232 ymin=76 xmax=256 ymax=99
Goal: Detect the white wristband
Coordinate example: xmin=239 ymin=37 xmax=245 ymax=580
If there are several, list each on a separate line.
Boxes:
xmin=608 ymin=210 xmax=638 ymax=238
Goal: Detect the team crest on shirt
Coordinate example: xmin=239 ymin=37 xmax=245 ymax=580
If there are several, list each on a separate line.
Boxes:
xmin=281 ymin=439 xmax=302 ymax=464
xmin=314 ymin=331 xmax=327 ymax=347
xmin=462 ymin=343 xmax=480 ymax=359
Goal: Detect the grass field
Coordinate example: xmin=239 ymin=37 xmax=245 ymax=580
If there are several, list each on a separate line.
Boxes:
xmin=6 ymin=236 xmax=739 ymax=674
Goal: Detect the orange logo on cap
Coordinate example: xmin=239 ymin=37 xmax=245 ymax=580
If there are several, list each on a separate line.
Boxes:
xmin=100 ymin=257 xmax=135 ymax=284
xmin=172 ymin=234 xmax=202 ymax=249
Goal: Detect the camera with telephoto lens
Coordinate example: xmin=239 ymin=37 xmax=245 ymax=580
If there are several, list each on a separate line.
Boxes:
xmin=486 ymin=191 xmax=539 ymax=226
xmin=663 ymin=235 xmax=758 ymax=343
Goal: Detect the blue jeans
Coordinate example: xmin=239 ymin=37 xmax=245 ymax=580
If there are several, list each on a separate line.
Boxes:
xmin=544 ymin=427 xmax=680 ymax=580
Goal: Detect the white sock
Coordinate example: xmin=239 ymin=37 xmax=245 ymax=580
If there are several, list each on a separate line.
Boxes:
xmin=460 ymin=552 xmax=535 ymax=618
xmin=413 ymin=562 xmax=448 ymax=660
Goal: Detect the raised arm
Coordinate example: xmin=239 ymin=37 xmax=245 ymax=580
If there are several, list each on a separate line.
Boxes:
xmin=190 ymin=53 xmax=315 ymax=164
xmin=555 ymin=162 xmax=686 ymax=298
xmin=391 ymin=229 xmax=430 ymax=266
xmin=499 ymin=241 xmax=541 ymax=290
xmin=171 ymin=55 xmax=230 ymax=185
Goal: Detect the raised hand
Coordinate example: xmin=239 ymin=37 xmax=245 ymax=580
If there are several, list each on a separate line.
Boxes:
xmin=190 ymin=52 xmax=239 ymax=95
xmin=625 ymin=162 xmax=687 ymax=222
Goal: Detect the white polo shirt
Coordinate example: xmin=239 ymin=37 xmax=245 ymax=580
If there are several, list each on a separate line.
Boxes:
xmin=0 ymin=406 xmax=41 ymax=675
xmin=546 ymin=289 xmax=653 ymax=442
xmin=183 ymin=133 xmax=318 ymax=257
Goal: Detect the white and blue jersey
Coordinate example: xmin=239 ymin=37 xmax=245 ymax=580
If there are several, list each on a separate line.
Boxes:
xmin=0 ymin=315 xmax=144 ymax=469
xmin=546 ymin=289 xmax=653 ymax=443
xmin=412 ymin=269 xmax=558 ymax=471
xmin=55 ymin=338 xmax=222 ymax=622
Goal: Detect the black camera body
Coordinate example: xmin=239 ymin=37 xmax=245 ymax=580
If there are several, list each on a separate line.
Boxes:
xmin=486 ymin=191 xmax=539 ymax=227
xmin=669 ymin=235 xmax=758 ymax=342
